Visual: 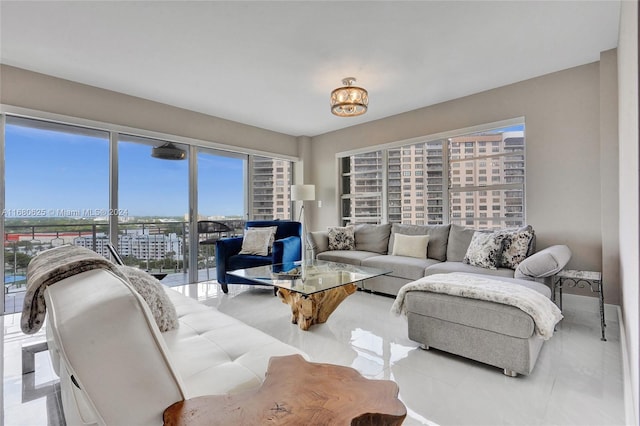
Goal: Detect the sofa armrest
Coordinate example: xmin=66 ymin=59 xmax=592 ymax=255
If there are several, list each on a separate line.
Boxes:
xmin=515 ymin=245 xmax=572 ymax=280
xmin=272 ymin=236 xmax=302 ymax=264
xmin=215 ymin=237 xmax=244 ymax=283
xmin=308 ymin=231 xmax=329 ymax=258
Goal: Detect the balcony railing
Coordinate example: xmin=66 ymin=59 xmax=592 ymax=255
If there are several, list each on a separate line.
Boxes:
xmin=3 ymin=219 xmax=245 ymax=315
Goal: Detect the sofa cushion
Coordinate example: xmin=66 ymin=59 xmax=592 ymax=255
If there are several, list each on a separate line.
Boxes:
xmin=387 ymin=224 xmax=450 ymax=261
xmin=228 ymin=254 xmax=272 ymax=271
xmin=308 ymin=231 xmax=329 ymax=254
xmin=316 ymin=250 xmax=379 ymax=266
xmin=362 ymin=255 xmax=440 ymax=280
xmin=354 ymin=223 xmax=391 ymax=254
xmin=464 ymin=231 xmax=505 ymax=269
xmin=425 ymin=261 xmax=515 ymax=278
xmin=446 ymin=224 xmax=478 ymax=261
xmin=328 ymin=226 xmax=355 ymax=250
xmin=391 ymin=234 xmax=429 ymax=259
xmin=405 ymin=291 xmax=535 ymax=339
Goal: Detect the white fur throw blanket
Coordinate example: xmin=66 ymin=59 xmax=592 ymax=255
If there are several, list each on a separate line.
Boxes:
xmin=391 ymin=273 xmax=563 ymax=340
xmin=21 ymin=245 xmax=128 ymax=334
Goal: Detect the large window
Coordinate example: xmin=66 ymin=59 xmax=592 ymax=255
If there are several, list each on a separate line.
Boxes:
xmin=1 ymin=114 xmax=294 ymax=313
xmin=340 ymin=123 xmax=525 ymax=229
xmin=341 ymin=151 xmax=384 ymax=224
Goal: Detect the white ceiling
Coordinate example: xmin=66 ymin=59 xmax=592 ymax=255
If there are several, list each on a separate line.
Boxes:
xmin=0 ymin=1 xmax=621 ymax=137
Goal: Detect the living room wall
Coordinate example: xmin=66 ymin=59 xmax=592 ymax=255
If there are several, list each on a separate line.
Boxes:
xmin=0 ymin=65 xmax=299 ymax=159
xmin=308 ymin=58 xmax=620 ymax=305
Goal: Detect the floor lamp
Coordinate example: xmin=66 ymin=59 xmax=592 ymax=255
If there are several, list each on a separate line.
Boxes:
xmin=291 ymin=184 xmax=316 ymax=264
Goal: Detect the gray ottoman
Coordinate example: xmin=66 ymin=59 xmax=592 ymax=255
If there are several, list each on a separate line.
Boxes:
xmin=405 ymin=274 xmax=552 ymax=376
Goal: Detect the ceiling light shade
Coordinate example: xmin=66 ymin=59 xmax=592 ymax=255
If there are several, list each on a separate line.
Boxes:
xmin=151 ymin=142 xmax=187 ymax=160
xmin=330 ymin=77 xmax=368 ymax=117
xmin=291 ymin=184 xmax=316 ymax=201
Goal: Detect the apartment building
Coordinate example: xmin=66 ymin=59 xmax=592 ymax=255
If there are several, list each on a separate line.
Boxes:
xmin=344 ymin=130 xmax=525 ymax=229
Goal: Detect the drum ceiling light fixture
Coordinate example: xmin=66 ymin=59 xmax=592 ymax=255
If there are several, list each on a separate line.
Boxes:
xmin=330 ymin=77 xmax=368 ymax=117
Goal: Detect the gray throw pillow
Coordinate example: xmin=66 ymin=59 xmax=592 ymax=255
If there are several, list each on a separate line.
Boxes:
xmin=117 ymin=266 xmax=179 ymax=332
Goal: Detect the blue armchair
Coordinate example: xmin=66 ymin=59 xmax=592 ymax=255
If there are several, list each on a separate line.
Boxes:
xmin=215 ymin=220 xmax=302 ymax=293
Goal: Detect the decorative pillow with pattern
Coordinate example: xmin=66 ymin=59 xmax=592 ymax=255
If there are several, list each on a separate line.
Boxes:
xmin=498 ymin=227 xmax=534 ymax=269
xmin=239 ymin=227 xmax=275 ymax=256
xmin=463 ymin=231 xmax=504 ymax=270
xmin=248 ymin=226 xmax=278 ymax=254
xmin=328 ymin=226 xmax=355 ymax=251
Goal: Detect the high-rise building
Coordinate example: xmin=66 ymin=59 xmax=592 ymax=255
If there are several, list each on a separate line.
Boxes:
xmin=344 ymin=130 xmax=525 ymax=229
xmin=251 ymin=156 xmax=292 ymax=220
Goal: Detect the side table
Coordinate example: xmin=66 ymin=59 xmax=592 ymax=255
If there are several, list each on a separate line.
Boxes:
xmin=552 ymin=269 xmax=606 ymax=341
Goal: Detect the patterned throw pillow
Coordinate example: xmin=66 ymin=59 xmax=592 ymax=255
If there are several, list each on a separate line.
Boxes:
xmin=239 ymin=228 xmax=275 ymax=256
xmin=248 ymin=226 xmax=278 ymax=254
xmin=328 ymin=226 xmax=355 ymax=251
xmin=463 ymin=231 xmax=504 ymax=270
xmin=498 ymin=228 xmax=534 ymax=269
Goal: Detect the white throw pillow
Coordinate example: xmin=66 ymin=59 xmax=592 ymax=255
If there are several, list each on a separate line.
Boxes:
xmin=392 ymin=234 xmax=430 ymax=259
xmin=239 ymin=228 xmax=275 ymax=256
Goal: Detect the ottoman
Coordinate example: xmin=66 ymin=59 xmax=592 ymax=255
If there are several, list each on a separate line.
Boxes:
xmin=404 ymin=274 xmax=552 ymax=376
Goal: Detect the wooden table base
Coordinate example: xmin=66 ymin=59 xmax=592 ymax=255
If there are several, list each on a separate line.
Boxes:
xmin=276 ymin=283 xmax=357 ymax=330
xmin=164 ymin=354 xmax=406 ymax=426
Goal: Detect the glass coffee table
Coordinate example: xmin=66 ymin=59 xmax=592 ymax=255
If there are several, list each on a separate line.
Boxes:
xmin=228 ymin=260 xmax=391 ymax=330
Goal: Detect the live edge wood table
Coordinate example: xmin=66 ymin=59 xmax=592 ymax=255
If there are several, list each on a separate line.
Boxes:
xmin=228 ymin=260 xmax=391 ymax=331
xmin=163 ymin=354 xmax=407 ymax=425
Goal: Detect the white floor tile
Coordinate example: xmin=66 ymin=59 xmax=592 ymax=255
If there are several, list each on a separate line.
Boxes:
xmin=2 ymin=284 xmax=627 ymax=426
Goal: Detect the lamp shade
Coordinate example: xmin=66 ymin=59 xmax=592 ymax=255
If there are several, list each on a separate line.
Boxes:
xmin=291 ymin=184 xmax=316 ymax=201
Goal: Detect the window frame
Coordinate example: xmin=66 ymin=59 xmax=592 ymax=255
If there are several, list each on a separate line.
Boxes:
xmin=338 ymin=118 xmax=525 ymax=227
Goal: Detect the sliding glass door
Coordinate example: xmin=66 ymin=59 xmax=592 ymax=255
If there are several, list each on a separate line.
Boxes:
xmin=118 ymin=134 xmax=190 ymax=285
xmin=196 ymin=148 xmax=247 ymax=281
xmin=4 ymin=116 xmax=109 ymax=313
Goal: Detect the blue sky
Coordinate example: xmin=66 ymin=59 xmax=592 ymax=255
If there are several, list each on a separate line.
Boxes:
xmin=5 ymin=124 xmax=245 ymax=218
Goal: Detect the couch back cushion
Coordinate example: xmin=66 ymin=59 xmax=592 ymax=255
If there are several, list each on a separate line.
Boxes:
xmin=354 ymin=223 xmax=392 ymax=254
xmin=446 ymin=224 xmax=478 ymax=261
xmin=387 ymin=224 xmax=450 ymax=261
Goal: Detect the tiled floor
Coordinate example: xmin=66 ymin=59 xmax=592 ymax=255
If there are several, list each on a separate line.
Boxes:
xmin=2 ymin=282 xmax=627 ymax=425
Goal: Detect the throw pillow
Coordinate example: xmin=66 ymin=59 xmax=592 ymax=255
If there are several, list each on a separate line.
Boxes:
xmin=391 ymin=234 xmax=430 ymax=259
xmin=117 ymin=266 xmax=179 ymax=332
xmin=328 ymin=226 xmax=355 ymax=251
xmin=239 ymin=227 xmax=275 ymax=256
xmin=497 ymin=227 xmax=535 ymax=269
xmin=248 ymin=226 xmax=278 ymax=254
xmin=463 ymin=231 xmax=504 ymax=270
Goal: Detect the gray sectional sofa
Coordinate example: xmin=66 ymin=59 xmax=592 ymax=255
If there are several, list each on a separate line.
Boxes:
xmin=309 ymin=223 xmax=571 ymax=376
xmin=309 ymin=223 xmax=571 ymax=296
